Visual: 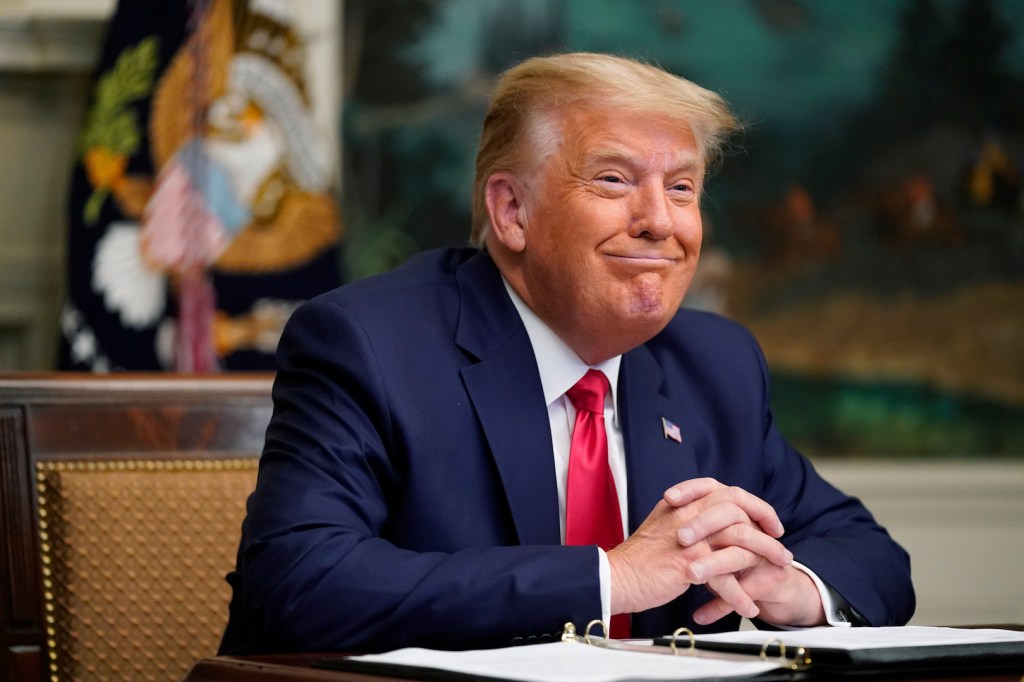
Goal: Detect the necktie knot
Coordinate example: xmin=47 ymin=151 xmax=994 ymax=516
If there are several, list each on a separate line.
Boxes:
xmin=566 ymin=369 xmax=609 ymax=415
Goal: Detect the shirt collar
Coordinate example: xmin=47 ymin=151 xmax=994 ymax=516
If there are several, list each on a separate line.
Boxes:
xmin=502 ymin=278 xmax=622 ymax=419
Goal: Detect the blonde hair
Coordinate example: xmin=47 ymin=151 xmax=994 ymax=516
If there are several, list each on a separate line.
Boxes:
xmin=470 ymin=52 xmax=741 ymax=247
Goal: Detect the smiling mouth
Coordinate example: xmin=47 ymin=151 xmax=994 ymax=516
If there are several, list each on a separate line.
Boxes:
xmin=605 ymin=254 xmax=680 ymax=267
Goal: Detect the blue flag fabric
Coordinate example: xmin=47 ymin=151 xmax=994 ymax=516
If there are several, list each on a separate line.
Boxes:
xmin=60 ymin=0 xmax=341 ymax=371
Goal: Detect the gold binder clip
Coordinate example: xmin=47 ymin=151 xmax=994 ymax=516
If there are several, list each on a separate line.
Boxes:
xmin=793 ymin=647 xmax=810 ymax=669
xmin=668 ymin=627 xmax=696 ymax=656
xmin=583 ymin=619 xmax=608 ymax=644
xmin=759 ymin=637 xmax=811 ymax=671
xmin=760 ymin=637 xmax=786 ymax=663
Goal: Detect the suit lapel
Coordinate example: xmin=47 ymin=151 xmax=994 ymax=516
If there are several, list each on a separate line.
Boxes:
xmin=619 ymin=344 xmax=699 ymax=533
xmin=455 ymin=253 xmax=561 ymax=545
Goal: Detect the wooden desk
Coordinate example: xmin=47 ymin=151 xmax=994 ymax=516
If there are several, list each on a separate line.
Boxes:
xmin=183 ymin=654 xmax=356 ymax=682
xmin=183 ymin=652 xmax=1024 ymax=682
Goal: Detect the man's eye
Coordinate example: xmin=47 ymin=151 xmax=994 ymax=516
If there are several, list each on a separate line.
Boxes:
xmin=599 ymin=175 xmax=623 ymax=183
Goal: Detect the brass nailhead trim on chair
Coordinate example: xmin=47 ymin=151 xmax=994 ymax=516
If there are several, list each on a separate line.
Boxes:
xmin=35 ymin=458 xmax=258 ymax=682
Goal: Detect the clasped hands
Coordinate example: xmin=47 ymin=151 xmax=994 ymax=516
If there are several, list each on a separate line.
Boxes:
xmin=607 ymin=477 xmax=825 ymax=627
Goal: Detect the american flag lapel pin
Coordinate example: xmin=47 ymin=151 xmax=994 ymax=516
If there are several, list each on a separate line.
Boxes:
xmin=661 ymin=417 xmax=682 ymax=443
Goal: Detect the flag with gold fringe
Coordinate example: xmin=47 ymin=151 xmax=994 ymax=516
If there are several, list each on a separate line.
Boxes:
xmin=60 ymin=0 xmax=341 ymax=371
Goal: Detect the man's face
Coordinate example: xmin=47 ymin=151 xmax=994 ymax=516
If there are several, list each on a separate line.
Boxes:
xmin=510 ymin=106 xmax=705 ymax=363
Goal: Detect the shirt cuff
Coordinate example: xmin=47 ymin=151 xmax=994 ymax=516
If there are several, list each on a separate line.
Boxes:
xmin=790 ymin=560 xmax=852 ymax=628
xmin=598 ymin=547 xmax=612 ymax=626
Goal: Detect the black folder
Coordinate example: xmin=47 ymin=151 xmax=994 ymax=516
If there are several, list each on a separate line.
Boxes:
xmin=654 ymin=625 xmax=1024 ymax=677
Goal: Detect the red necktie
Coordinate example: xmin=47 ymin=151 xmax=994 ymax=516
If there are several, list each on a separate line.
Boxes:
xmin=565 ymin=369 xmax=630 ymax=638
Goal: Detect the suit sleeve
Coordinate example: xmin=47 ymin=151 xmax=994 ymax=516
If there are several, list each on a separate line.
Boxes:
xmin=230 ymin=299 xmax=601 ymax=653
xmin=745 ymin=331 xmax=916 ymax=626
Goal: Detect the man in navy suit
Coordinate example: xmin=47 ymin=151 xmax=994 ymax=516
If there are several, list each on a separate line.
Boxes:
xmin=221 ymin=53 xmax=914 ymax=654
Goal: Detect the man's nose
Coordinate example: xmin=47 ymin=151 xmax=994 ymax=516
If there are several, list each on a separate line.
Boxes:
xmin=628 ymin=183 xmax=674 ymax=239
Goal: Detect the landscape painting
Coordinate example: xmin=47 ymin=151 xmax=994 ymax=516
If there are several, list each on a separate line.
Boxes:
xmin=341 ymin=0 xmax=1024 ymax=457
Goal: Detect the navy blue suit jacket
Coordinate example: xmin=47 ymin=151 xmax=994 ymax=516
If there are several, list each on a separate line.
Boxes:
xmin=220 ymin=247 xmax=913 ymax=654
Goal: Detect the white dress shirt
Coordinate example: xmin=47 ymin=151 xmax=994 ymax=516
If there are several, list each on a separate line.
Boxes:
xmin=502 ymin=279 xmax=848 ymax=629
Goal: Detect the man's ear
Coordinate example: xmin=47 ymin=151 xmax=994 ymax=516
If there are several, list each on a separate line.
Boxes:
xmin=484 ymin=172 xmax=527 ymax=253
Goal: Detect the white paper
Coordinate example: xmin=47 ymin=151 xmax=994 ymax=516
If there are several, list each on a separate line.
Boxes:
xmin=345 ymin=627 xmax=1024 ymax=681
xmin=350 ymin=641 xmax=782 ymax=682
xmin=694 ymin=625 xmax=1024 ymax=651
